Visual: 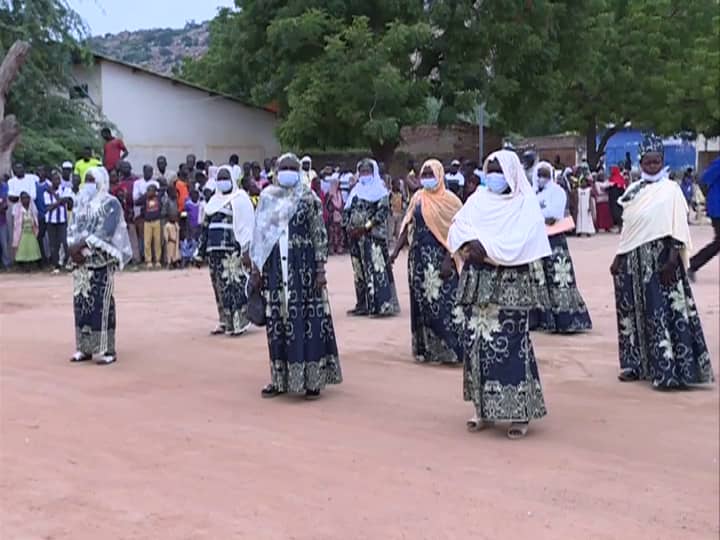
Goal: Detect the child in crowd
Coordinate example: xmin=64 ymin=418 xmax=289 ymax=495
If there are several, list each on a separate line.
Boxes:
xmin=200 ymin=187 xmax=213 ymax=223
xmin=12 ymin=192 xmax=41 ymax=270
xmin=142 ymin=183 xmax=162 ymax=268
xmin=185 ymin=189 xmax=202 ymax=240
xmin=164 ymin=213 xmax=181 ymax=268
xmin=388 ymin=177 xmax=406 ymax=250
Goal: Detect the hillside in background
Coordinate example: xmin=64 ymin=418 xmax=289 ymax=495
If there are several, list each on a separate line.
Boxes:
xmin=88 ymin=21 xmax=210 ymax=75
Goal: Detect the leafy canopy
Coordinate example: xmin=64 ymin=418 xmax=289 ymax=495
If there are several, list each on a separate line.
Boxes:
xmin=0 ymin=0 xmax=102 ymax=167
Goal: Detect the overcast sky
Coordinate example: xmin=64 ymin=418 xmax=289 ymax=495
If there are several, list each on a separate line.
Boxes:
xmin=68 ymin=0 xmax=236 ymax=36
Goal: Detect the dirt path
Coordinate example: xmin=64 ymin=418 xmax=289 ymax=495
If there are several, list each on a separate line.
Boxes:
xmin=1 ymin=228 xmax=718 ymax=540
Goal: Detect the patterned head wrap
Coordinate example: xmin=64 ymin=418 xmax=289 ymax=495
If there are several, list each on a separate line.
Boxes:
xmin=639 ymin=134 xmax=664 ymax=158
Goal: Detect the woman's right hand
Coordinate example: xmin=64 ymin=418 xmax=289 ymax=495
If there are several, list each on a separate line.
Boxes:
xmin=389 ymin=249 xmax=399 ymax=265
xmin=249 ymin=271 xmax=262 ymax=290
xmin=462 ymin=241 xmax=487 ymax=265
xmin=609 ymin=255 xmax=622 ymax=276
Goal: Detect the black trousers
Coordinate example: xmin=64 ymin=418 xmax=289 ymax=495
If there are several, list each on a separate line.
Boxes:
xmin=46 ymin=222 xmax=68 ymax=269
xmin=690 ymin=218 xmax=720 ymax=272
xmin=37 ymin=217 xmax=47 ymax=263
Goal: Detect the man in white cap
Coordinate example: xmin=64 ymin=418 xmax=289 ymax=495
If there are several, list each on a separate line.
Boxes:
xmin=445 ymin=158 xmax=465 ymax=197
xmin=300 ymin=155 xmax=317 ymax=188
xmin=60 ymin=161 xmax=74 ymax=190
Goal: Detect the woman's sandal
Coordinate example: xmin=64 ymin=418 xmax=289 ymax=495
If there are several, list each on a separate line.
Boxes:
xmin=96 ymin=354 xmax=117 ymax=366
xmin=466 ymin=417 xmax=493 ymax=432
xmin=210 ymin=325 xmax=226 ymax=336
xmin=305 ymin=389 xmax=321 ymax=401
xmin=261 ymin=384 xmax=285 ymax=399
xmin=507 ymin=422 xmax=529 ymax=440
xmin=70 ymin=352 xmax=92 ymax=363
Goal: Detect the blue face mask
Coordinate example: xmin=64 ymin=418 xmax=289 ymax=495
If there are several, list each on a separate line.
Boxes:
xmin=278 ymin=170 xmax=300 ymax=188
xmin=421 ymin=177 xmax=439 ymax=190
xmin=359 ymin=175 xmax=373 ymax=185
xmin=485 ymin=172 xmax=509 ymax=194
xmin=216 ymin=179 xmax=233 ymax=193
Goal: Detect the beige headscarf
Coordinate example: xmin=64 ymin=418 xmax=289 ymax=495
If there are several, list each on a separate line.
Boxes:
xmin=400 ymin=159 xmax=462 ymax=254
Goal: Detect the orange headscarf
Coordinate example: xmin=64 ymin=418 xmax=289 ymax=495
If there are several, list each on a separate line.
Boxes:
xmin=400 ymin=159 xmax=463 ymax=254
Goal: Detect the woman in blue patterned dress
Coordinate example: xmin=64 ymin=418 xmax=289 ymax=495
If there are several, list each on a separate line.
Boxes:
xmin=448 ymin=150 xmax=551 ymax=439
xmin=195 ymin=166 xmax=255 ymax=337
xmin=67 ymin=167 xmax=132 ymax=365
xmin=250 ymin=153 xmax=342 ymax=400
xmin=345 ymin=159 xmax=400 ymax=318
xmin=611 ymin=138 xmax=713 ymax=390
xmin=532 ymin=161 xmax=593 ymax=333
xmin=390 ymin=159 xmax=463 ymax=364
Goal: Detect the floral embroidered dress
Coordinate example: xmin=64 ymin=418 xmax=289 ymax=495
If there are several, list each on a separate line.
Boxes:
xmin=614 ymin=237 xmax=713 ymax=387
xmin=408 ymin=203 xmax=463 ymax=364
xmin=259 ymin=189 xmax=342 ymax=393
xmin=531 ymin=233 xmax=593 ymax=333
xmin=346 ymin=196 xmax=400 ymax=316
xmin=457 ymin=262 xmax=548 ymax=422
xmin=196 ymin=205 xmax=250 ymax=335
xmin=68 ymin=169 xmax=132 ymax=357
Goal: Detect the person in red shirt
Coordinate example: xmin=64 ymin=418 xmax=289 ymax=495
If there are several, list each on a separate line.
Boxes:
xmin=101 ymin=127 xmax=129 ymax=172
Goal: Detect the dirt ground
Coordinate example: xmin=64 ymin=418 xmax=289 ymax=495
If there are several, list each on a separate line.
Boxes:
xmin=1 ymin=227 xmax=718 ymax=540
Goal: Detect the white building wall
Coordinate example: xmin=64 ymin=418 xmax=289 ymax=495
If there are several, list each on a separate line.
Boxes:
xmin=76 ymin=60 xmax=280 ymax=172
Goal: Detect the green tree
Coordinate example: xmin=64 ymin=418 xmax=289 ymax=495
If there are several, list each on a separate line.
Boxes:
xmin=0 ymin=0 xmax=102 ymax=167
xmin=536 ymin=0 xmax=720 ymax=166
xmin=182 ymin=1 xmax=429 ymax=163
xmin=280 ymin=15 xmax=431 ymax=162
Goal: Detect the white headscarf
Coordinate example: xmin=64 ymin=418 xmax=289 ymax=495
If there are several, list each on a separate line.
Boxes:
xmin=448 ymin=150 xmax=551 ymax=266
xmin=250 ymin=153 xmax=306 ymax=270
xmin=532 ymin=161 xmax=555 ymax=186
xmin=205 ymin=165 xmax=254 ymax=248
xmin=344 ymin=158 xmax=388 ymax=209
xmin=68 ymin=166 xmax=132 ymax=269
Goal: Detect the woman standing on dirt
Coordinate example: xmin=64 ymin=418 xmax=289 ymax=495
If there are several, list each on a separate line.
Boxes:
xmin=67 ymin=167 xmax=132 ymax=365
xmin=250 ymin=153 xmax=342 ymax=400
xmin=531 ymin=161 xmax=593 ymax=334
xmin=448 ymin=149 xmax=551 ymax=439
xmin=611 ymin=137 xmax=713 ymax=390
xmin=194 ymin=166 xmax=255 ymax=337
xmin=389 ymin=159 xmax=464 ymax=364
xmin=345 ymin=158 xmax=400 ymax=318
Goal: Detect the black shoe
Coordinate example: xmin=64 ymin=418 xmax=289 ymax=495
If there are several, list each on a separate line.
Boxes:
xmin=305 ymin=389 xmax=321 ymax=400
xmin=347 ymin=308 xmax=368 ymax=316
xmin=618 ymin=369 xmax=639 ymax=382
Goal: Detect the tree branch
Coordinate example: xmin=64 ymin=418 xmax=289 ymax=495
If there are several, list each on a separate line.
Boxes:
xmin=0 ymin=40 xmax=31 ymax=119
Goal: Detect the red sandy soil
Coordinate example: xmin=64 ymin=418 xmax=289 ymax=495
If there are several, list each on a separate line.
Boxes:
xmin=1 ymin=228 xmax=718 ymax=540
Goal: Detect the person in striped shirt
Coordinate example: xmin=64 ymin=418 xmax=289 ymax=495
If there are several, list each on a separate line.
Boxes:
xmin=44 ymin=170 xmax=72 ymax=273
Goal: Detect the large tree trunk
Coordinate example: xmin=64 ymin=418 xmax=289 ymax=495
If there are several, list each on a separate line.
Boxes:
xmin=585 ymin=115 xmax=626 ymax=171
xmin=0 ymin=41 xmax=31 ymax=175
xmin=585 ymin=116 xmax=599 ymax=169
xmin=369 ymin=140 xmax=398 ymax=176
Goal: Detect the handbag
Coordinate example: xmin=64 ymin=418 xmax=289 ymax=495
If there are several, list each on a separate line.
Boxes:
xmin=245 ymin=280 xmax=266 ymax=327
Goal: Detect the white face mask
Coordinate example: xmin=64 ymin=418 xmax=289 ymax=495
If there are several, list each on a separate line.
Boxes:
xmin=421 ymin=177 xmax=439 ymax=190
xmin=216 ymin=179 xmax=233 ymax=193
xmin=82 ymin=182 xmax=97 ymax=197
xmin=485 ymin=172 xmax=509 ymax=194
xmin=359 ymin=175 xmax=373 ymax=185
xmin=277 ymin=170 xmax=300 ymax=188
xmin=640 ymin=167 xmax=668 ymax=183
xmin=537 ymin=175 xmax=551 ymax=189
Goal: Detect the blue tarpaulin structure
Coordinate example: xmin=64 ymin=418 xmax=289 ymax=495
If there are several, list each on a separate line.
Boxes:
xmin=600 ymin=129 xmax=696 ymax=173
